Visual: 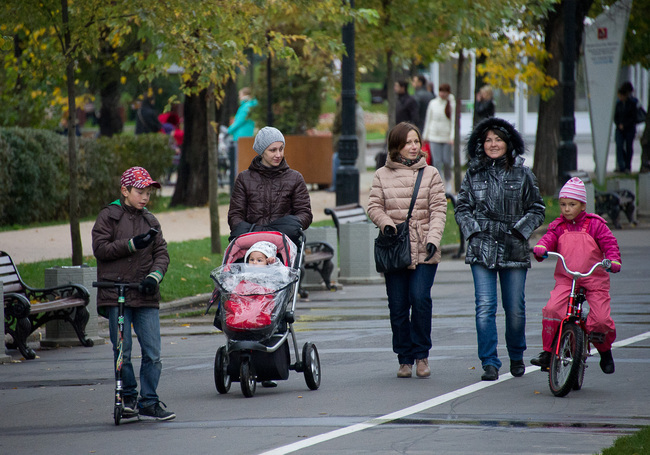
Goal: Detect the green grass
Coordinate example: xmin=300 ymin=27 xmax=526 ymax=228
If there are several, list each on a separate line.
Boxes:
xmin=601 ymin=426 xmax=650 ymax=454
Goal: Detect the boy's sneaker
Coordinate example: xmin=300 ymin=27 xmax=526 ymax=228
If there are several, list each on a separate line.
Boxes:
xmin=599 ymin=350 xmax=615 ymax=374
xmin=122 ymin=396 xmax=139 ymax=419
xmin=139 ymin=401 xmax=176 ymax=421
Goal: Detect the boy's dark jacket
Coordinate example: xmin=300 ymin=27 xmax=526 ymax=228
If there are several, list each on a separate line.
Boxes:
xmin=92 ymin=200 xmax=169 ymax=309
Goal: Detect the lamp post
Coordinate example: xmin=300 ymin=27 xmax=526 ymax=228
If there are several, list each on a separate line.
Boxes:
xmin=336 ymin=0 xmax=359 ymax=206
xmin=557 ymin=0 xmax=577 ymax=186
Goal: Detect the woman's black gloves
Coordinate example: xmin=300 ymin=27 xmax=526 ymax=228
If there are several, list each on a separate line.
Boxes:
xmin=384 ymin=225 xmax=396 ymax=235
xmin=425 ymin=243 xmax=437 ymax=261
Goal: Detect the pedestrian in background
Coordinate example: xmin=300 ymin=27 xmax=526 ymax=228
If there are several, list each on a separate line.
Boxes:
xmin=422 ymin=83 xmax=455 ymax=193
xmin=412 ymin=75 xmax=434 ymax=133
xmin=394 ymin=80 xmax=419 ymax=126
xmin=474 ymin=85 xmax=495 ymax=125
xmin=614 ymin=81 xmax=639 ymax=173
xmin=135 ymin=95 xmax=162 ymax=134
xmin=454 ymin=118 xmax=545 ymax=381
xmin=368 ymin=122 xmax=447 ymax=379
xmin=227 ymin=87 xmax=258 ymax=143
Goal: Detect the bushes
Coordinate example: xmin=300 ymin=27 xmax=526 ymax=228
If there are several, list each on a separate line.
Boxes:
xmin=0 ymin=128 xmax=173 ymax=227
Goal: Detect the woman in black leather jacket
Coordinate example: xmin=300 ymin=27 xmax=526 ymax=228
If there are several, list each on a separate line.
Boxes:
xmin=455 ymin=117 xmax=545 ymax=381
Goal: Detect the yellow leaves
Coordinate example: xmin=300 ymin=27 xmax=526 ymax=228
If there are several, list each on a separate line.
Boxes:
xmin=120 ymin=76 xmax=127 ymax=85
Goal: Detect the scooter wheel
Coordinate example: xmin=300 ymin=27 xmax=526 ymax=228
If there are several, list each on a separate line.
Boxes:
xmin=114 ymin=405 xmax=123 ymax=426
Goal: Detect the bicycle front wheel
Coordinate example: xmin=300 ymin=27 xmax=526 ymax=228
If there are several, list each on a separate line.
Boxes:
xmin=549 ymin=323 xmax=584 ymax=397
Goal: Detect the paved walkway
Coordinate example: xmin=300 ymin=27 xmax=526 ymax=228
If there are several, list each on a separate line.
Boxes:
xmin=0 ymin=172 xmax=374 ymax=264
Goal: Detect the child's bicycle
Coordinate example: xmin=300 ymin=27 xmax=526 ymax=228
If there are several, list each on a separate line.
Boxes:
xmin=544 ymin=252 xmax=611 ymax=397
xmin=92 ymin=281 xmax=141 ymax=425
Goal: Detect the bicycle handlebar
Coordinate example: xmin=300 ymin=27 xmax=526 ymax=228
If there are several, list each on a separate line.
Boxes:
xmin=546 ymin=251 xmax=611 ymax=278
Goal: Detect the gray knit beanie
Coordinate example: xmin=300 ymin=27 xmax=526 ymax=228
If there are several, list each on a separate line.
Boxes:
xmin=253 ymin=126 xmax=285 ymax=155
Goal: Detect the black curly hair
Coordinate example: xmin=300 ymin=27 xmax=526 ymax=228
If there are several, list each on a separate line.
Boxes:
xmin=466 ymin=117 xmax=525 ymax=169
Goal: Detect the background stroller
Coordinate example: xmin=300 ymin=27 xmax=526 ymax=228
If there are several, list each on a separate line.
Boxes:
xmin=209 ymin=231 xmax=321 ymax=397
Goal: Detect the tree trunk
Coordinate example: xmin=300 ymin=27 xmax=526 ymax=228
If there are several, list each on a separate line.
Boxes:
xmin=533 ymin=0 xmax=593 ymax=196
xmin=207 ymin=85 xmax=221 ymax=254
xmin=171 ymin=87 xmax=209 ymax=207
xmin=386 ymin=50 xmax=395 ymax=130
xmin=62 ymin=0 xmax=83 ymax=265
xmin=98 ymin=79 xmax=123 ymax=137
xmin=453 ymin=49 xmax=465 ymax=193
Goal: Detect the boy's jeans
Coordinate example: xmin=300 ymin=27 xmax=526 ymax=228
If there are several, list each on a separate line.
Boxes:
xmin=108 ymin=306 xmax=162 ymax=407
xmin=470 ymin=265 xmax=528 ymax=370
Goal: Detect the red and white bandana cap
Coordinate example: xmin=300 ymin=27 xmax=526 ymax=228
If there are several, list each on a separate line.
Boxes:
xmin=120 ymin=166 xmax=161 ymax=189
xmin=559 ymin=177 xmax=587 ymax=203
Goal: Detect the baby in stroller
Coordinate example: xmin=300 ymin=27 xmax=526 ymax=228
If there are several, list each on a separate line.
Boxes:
xmin=211 ymin=235 xmax=298 ymax=336
xmin=210 ymin=231 xmax=321 ymax=397
xmin=224 ymin=241 xmax=293 ymax=331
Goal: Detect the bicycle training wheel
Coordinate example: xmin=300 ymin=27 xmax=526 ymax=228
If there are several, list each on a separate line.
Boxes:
xmin=549 ymin=324 xmax=584 ymax=397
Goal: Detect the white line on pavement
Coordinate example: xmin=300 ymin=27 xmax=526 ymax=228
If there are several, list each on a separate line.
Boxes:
xmin=260 ymin=331 xmax=650 ymax=455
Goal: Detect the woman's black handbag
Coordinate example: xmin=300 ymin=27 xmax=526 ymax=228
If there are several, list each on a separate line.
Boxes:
xmin=374 ymin=168 xmax=424 ymax=273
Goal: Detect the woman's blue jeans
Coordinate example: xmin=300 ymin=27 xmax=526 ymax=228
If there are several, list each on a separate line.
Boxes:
xmin=384 ymin=264 xmax=438 ymax=364
xmin=108 ymin=306 xmax=162 ymax=407
xmin=470 ymin=265 xmax=528 ymax=370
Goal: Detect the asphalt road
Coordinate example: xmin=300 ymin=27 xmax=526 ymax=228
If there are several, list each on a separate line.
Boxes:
xmin=1 ymin=226 xmax=648 ymax=455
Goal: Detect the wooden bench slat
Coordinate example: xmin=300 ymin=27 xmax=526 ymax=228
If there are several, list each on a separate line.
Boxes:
xmin=30 ymin=298 xmax=86 ymax=314
xmin=305 ymin=252 xmax=334 ymax=262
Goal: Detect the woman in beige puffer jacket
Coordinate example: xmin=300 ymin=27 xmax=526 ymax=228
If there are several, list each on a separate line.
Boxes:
xmin=368 ymin=122 xmax=447 ymax=379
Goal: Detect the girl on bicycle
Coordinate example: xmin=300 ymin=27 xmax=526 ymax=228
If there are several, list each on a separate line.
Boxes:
xmin=531 ymin=177 xmax=622 ymax=374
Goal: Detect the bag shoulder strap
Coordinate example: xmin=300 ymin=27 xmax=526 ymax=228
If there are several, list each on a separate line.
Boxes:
xmin=406 ymin=168 xmax=424 ymax=221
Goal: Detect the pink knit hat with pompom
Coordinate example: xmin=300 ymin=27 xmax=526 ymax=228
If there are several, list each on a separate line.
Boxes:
xmin=559 ymin=177 xmax=587 ymax=203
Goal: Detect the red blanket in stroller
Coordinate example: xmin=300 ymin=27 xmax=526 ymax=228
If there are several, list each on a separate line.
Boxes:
xmin=224 ymin=280 xmax=275 ymax=330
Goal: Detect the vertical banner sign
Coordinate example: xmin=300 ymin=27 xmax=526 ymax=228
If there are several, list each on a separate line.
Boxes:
xmin=583 ymin=0 xmax=632 ymax=184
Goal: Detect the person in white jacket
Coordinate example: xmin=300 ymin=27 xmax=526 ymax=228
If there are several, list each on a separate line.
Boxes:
xmin=422 ymin=83 xmax=455 ymax=193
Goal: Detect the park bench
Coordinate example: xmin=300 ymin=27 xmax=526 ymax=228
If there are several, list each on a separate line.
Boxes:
xmin=1 ymin=251 xmax=93 ymax=360
xmin=324 ymin=203 xmax=370 ymax=237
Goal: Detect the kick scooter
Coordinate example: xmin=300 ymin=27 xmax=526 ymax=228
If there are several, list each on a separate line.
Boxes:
xmin=93 ymin=281 xmax=141 ymax=425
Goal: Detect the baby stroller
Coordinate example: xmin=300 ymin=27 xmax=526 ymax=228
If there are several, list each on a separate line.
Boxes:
xmin=209 ymin=231 xmax=321 ymax=397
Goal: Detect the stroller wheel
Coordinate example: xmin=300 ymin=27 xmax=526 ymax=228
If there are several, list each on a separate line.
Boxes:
xmin=240 ymin=359 xmax=257 ymax=398
xmin=214 ymin=346 xmax=231 ymax=394
xmin=302 ymin=342 xmax=321 ymax=390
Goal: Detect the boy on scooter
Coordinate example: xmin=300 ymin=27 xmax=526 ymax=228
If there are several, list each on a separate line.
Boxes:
xmin=92 ymin=166 xmax=174 ymax=421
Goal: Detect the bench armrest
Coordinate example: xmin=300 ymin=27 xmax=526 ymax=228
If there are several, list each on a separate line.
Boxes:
xmin=23 ymin=283 xmax=90 ymax=306
xmin=4 ymin=292 xmax=32 ymax=319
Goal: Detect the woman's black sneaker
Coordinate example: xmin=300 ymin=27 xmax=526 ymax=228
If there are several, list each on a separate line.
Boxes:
xmin=139 ymin=401 xmax=176 ymax=421
xmin=481 ymin=365 xmax=499 ymax=381
xmin=510 ymin=360 xmax=525 ymax=377
xmin=530 ymin=351 xmax=551 ymax=371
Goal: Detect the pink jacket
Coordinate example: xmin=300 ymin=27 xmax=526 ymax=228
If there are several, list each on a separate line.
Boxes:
xmin=368 ymin=153 xmax=447 ymax=267
xmin=536 ymin=211 xmax=621 ymax=263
